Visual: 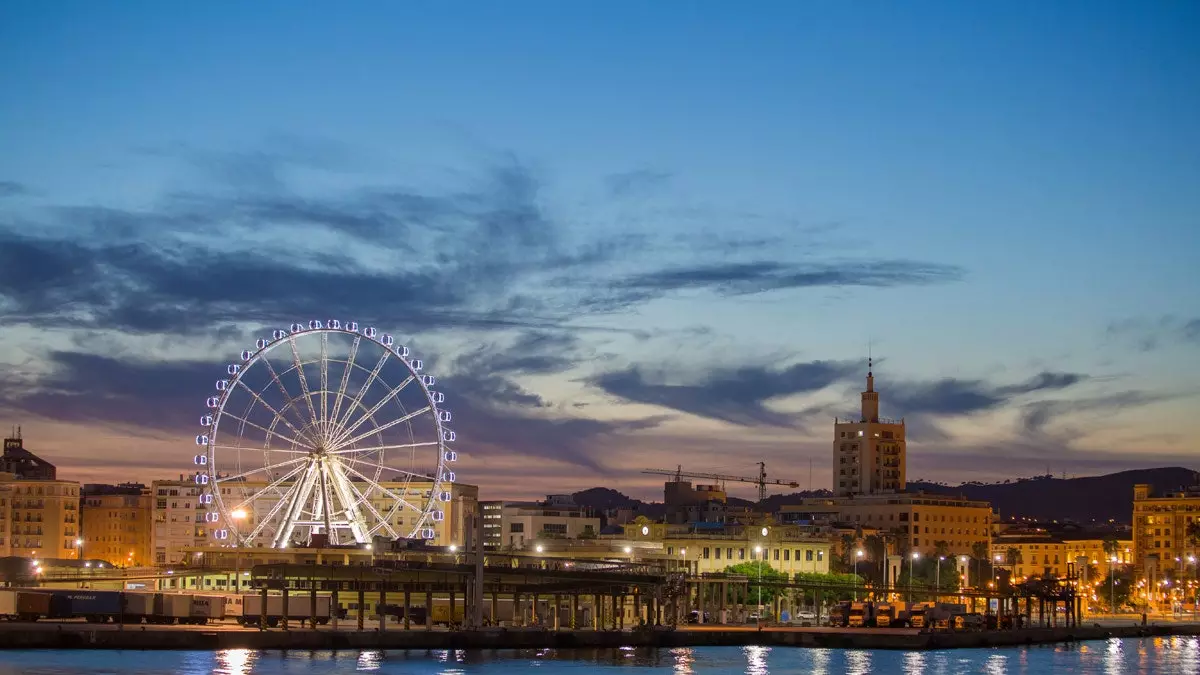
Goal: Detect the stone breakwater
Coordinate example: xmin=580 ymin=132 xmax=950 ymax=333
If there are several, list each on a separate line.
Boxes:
xmin=0 ymin=623 xmax=1194 ymax=651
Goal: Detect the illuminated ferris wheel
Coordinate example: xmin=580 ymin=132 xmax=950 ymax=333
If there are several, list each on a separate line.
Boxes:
xmin=191 ymin=320 xmax=458 ymax=548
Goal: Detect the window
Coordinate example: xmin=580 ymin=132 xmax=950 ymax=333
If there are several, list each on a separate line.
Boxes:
xmin=510 ymin=523 xmax=525 ymax=533
xmin=805 ymin=549 xmax=814 ymax=561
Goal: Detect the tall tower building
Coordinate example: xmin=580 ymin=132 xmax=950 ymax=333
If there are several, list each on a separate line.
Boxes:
xmin=832 ymin=359 xmax=906 ymax=497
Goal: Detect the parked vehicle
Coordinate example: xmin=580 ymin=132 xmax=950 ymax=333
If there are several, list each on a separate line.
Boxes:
xmin=0 ymin=589 xmax=50 ymax=621
xmin=239 ymin=594 xmax=331 ymax=627
xmin=954 ymin=612 xmax=985 ymax=631
xmin=912 ymin=602 xmax=966 ymax=630
xmin=187 ymin=595 xmax=227 ymax=625
xmin=847 ymin=602 xmax=876 ymax=628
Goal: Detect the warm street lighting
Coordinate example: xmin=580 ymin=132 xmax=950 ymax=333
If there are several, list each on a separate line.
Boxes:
xmin=623 ymin=546 xmax=632 ymax=554
xmin=535 ymin=544 xmax=544 ymax=553
xmin=854 ymin=549 xmax=864 ymax=600
xmin=231 ymin=509 xmax=248 ymax=520
xmin=448 ymin=544 xmax=458 ymax=553
xmin=754 ymin=545 xmax=764 ymax=618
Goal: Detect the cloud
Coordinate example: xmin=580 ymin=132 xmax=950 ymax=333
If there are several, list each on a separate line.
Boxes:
xmin=886 ymin=371 xmax=1086 ymax=417
xmin=589 ymin=359 xmax=864 ymax=426
xmin=0 ymin=181 xmax=27 ymax=197
xmin=1019 ymin=390 xmax=1177 ymax=435
xmin=1106 ymin=315 xmax=1200 ymax=352
xmin=593 ymin=259 xmax=964 ymax=308
xmin=606 ymin=169 xmax=672 ymax=198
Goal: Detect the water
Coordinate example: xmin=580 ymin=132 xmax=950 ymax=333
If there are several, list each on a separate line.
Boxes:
xmin=0 ymin=638 xmax=1198 ymax=674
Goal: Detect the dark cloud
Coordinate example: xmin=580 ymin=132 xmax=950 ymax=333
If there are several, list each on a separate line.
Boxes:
xmin=1019 ymin=391 xmax=1177 ymax=435
xmin=606 ymin=169 xmax=672 ymax=198
xmin=1106 ymin=315 xmax=1200 ymax=352
xmin=886 ymin=371 xmax=1086 ymax=417
xmin=598 ymin=259 xmax=963 ymax=306
xmin=590 ymin=360 xmax=864 ymax=427
xmin=0 ymin=181 xmax=27 ymax=197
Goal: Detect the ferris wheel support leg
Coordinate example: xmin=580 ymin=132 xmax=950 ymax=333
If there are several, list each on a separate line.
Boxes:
xmin=327 ymin=460 xmax=374 ymax=543
xmin=273 ymin=463 xmax=321 ymax=548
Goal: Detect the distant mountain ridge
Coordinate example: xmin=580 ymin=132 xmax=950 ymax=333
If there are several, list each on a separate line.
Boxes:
xmin=570 ymin=467 xmax=1198 ymax=525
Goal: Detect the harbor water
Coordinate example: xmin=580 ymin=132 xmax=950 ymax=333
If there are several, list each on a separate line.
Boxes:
xmin=1 ymin=637 xmax=1198 ymax=674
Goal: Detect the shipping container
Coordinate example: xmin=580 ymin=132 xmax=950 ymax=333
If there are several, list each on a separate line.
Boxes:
xmin=0 ymin=589 xmax=51 ymax=621
xmin=240 ymin=594 xmax=331 ymax=627
xmin=48 ymin=590 xmax=123 ymax=622
xmin=187 ymin=595 xmax=227 ymax=624
xmin=151 ymin=593 xmax=194 ymax=625
xmin=122 ymin=591 xmax=155 ymax=623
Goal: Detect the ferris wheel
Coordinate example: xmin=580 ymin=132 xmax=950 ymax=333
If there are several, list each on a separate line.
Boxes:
xmin=191 ymin=320 xmax=458 ymax=548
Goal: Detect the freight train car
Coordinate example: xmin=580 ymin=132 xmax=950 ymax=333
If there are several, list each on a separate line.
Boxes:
xmin=239 ymin=594 xmax=332 ymax=627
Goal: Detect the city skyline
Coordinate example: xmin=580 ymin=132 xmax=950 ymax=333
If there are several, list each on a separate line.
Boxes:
xmin=1 ymin=2 xmax=1198 ymax=501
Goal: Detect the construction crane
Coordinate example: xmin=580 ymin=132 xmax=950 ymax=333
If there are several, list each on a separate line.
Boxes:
xmin=642 ymin=462 xmax=801 ymax=502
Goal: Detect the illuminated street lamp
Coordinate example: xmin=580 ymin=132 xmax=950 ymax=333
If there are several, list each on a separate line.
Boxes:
xmin=754 ymin=545 xmax=764 ymax=618
xmin=909 ymin=552 xmax=920 ymax=602
xmin=936 ymin=556 xmax=945 ymax=598
xmin=75 ymin=538 xmax=84 ymax=560
xmin=854 ymin=550 xmax=864 ymax=601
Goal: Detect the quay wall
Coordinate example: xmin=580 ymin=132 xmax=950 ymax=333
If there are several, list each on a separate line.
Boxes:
xmin=2 ymin=623 xmax=1198 ymax=651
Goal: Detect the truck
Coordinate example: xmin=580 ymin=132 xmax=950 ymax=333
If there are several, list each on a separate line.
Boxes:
xmin=240 ymin=594 xmax=331 ymax=627
xmin=430 ymin=603 xmax=465 ymax=627
xmin=875 ymin=602 xmax=910 ymax=628
xmin=910 ymin=602 xmax=965 ymax=630
xmin=47 ymin=590 xmax=124 ymax=623
xmin=826 ymin=601 xmax=851 ymax=627
xmin=0 ymin=589 xmax=50 ymax=621
xmin=847 ymin=602 xmax=876 ymax=628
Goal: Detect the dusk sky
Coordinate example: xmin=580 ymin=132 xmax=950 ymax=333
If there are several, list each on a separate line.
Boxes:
xmin=1 ymin=2 xmax=1197 ymax=502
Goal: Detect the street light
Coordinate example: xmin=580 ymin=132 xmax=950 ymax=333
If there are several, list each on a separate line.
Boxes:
xmin=1110 ymin=555 xmax=1119 ymax=614
xmin=909 ymin=552 xmax=920 ymax=602
xmin=754 ymin=545 xmax=764 ymax=619
xmin=960 ymin=555 xmax=970 ymax=588
xmin=854 ymin=550 xmax=864 ymax=601
xmin=75 ymin=538 xmax=83 ymax=560
xmin=936 ymin=556 xmax=945 ymax=598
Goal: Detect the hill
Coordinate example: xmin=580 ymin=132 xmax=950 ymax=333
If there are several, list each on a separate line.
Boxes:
xmin=908 ymin=467 xmax=1199 ymax=524
xmin=571 ymin=468 xmax=1198 ymax=525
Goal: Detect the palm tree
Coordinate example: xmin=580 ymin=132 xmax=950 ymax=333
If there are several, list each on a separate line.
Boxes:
xmin=1005 ymin=547 xmax=1021 ymax=566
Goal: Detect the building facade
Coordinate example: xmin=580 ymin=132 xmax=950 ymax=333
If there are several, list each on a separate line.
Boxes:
xmin=82 ymin=485 xmax=153 ymax=567
xmin=781 ymin=492 xmax=993 ymax=558
xmin=620 ymin=521 xmax=834 ymax=577
xmin=0 ymin=471 xmax=81 ymax=560
xmin=481 ymin=495 xmax=599 ymax=550
xmin=1132 ymin=483 xmax=1200 ymax=577
xmin=832 ymin=362 xmax=906 ymax=497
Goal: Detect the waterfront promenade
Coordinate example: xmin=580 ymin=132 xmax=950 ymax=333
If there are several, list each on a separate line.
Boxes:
xmin=3 ymin=620 xmax=1198 ymax=651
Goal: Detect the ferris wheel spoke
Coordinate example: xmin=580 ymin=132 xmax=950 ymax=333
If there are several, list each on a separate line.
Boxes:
xmin=215 ymin=456 xmax=308 ymax=483
xmin=331 ymin=350 xmax=390 ymax=434
xmin=232 ymin=462 xmax=310 ymax=511
xmin=318 ymin=332 xmax=330 ymax=440
xmin=259 ymin=354 xmax=314 ymax=437
xmin=220 ymin=411 xmax=317 ymax=451
xmin=243 ymin=471 xmax=310 ymax=542
xmin=329 ymin=441 xmax=440 ymax=455
xmin=232 ymin=378 xmax=310 ymax=444
xmin=327 ymin=336 xmax=361 ymax=438
xmin=338 ymin=460 xmax=421 ymax=515
xmin=332 ymin=405 xmax=431 ymax=451
xmin=327 ymin=458 xmax=389 ymax=541
xmin=329 ymin=375 xmax=415 ymax=448
xmin=287 ymin=335 xmax=322 ymax=428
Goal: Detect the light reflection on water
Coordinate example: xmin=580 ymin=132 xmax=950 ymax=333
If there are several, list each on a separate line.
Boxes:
xmin=0 ymin=638 xmax=1198 ymax=673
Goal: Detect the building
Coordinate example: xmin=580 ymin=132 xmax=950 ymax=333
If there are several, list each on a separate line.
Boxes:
xmin=1132 ymin=482 xmax=1200 ymax=580
xmin=992 ymin=532 xmax=1133 ymax=581
xmin=2 ymin=430 xmax=57 ymax=480
xmin=0 ymin=471 xmax=81 ymax=560
xmin=619 ymin=520 xmax=833 ymax=577
xmin=481 ymin=495 xmax=600 ymax=550
xmin=211 ymin=478 xmax=478 ymax=551
xmin=81 ymin=484 xmax=153 ymax=567
xmin=832 ymin=360 xmax=905 ymax=497
xmin=151 ymin=477 xmax=208 ymax=566
xmin=782 ymin=492 xmax=993 ymax=558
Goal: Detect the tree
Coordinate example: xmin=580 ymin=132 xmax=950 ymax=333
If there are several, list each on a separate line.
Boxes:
xmin=1005 ymin=547 xmax=1021 ymax=566
xmin=1100 ymin=568 xmax=1135 ymax=612
xmin=1102 ymin=539 xmax=1120 ymax=559
xmin=793 ymin=571 xmax=864 ymax=606
xmin=970 ymin=541 xmax=990 ymax=561
xmin=933 ymin=540 xmax=950 ymax=560
xmin=1186 ymin=522 xmax=1200 ymax=551
xmin=724 ymin=561 xmax=790 ymax=606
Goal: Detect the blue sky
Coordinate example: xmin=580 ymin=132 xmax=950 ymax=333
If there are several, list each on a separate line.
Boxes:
xmin=0 ymin=1 xmax=1197 ymax=500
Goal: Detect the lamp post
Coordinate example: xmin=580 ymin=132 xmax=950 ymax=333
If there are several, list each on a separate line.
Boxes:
xmin=936 ymin=556 xmax=945 ymax=599
xmin=909 ymin=552 xmax=919 ymax=603
xmin=854 ymin=549 xmax=864 ymax=601
xmin=1110 ymin=555 xmax=1118 ymax=615
xmin=231 ymin=509 xmax=247 ymax=591
xmin=754 ymin=545 xmax=763 ymax=618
